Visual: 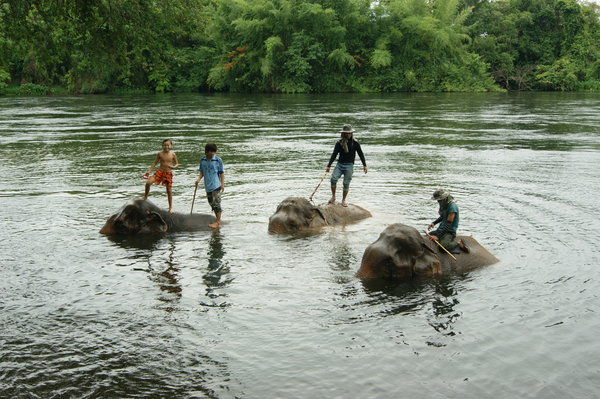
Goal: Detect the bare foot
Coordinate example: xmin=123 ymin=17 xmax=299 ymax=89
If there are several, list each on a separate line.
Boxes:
xmin=341 ymin=201 xmax=348 ymax=207
xmin=168 ymin=208 xmax=175 ymax=214
xmin=328 ymin=197 xmax=336 ymax=204
xmin=142 ymin=195 xmax=148 ymax=200
xmin=208 ymin=222 xmax=220 ymax=229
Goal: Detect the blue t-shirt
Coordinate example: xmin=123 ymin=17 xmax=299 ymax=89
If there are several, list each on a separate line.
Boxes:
xmin=439 ymin=202 xmax=459 ymax=234
xmin=199 ymin=155 xmax=224 ymax=192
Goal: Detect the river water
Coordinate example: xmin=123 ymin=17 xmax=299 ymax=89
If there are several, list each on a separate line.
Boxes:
xmin=1 ymin=92 xmax=599 ymax=398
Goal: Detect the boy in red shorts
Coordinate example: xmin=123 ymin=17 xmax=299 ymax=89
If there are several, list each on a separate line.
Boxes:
xmin=142 ymin=139 xmax=179 ymax=213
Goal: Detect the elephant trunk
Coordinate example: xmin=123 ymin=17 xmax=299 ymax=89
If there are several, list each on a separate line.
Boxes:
xmin=99 ymin=217 xmax=116 ymax=234
xmin=268 ymin=214 xmax=289 ymax=234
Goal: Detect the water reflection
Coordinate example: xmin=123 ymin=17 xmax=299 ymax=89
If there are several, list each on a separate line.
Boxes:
xmin=146 ymin=239 xmax=182 ymax=311
xmin=200 ymin=231 xmax=232 ymax=308
xmin=106 ymin=234 xmax=182 ymax=311
xmin=350 ymin=275 xmax=467 ymax=344
xmin=425 ymin=278 xmax=462 ymax=345
xmin=105 ymin=233 xmax=164 ymax=250
xmin=327 ymin=241 xmax=355 ymax=272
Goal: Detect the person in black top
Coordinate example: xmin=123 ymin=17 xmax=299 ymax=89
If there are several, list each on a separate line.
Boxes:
xmin=325 ymin=125 xmax=368 ymax=207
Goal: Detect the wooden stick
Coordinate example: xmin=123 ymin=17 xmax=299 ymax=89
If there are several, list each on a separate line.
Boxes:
xmin=190 ymin=184 xmax=198 ymax=215
xmin=424 ymin=230 xmax=457 ymax=261
xmin=309 ymin=170 xmax=328 ymax=203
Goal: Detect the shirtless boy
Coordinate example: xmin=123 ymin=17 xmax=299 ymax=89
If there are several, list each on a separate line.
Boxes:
xmin=143 ymin=139 xmax=179 ymax=213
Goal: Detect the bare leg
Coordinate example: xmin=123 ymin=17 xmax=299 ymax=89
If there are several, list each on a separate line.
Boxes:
xmin=143 ymin=177 xmax=155 ymax=199
xmin=328 ymin=185 xmax=336 ymax=204
xmin=209 ymin=211 xmax=221 ymax=229
xmin=341 ymin=189 xmax=349 ymax=207
xmin=166 ymin=185 xmax=174 ymax=213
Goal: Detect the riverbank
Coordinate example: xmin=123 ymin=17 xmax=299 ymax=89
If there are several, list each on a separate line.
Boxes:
xmin=2 ymin=82 xmax=599 ymax=97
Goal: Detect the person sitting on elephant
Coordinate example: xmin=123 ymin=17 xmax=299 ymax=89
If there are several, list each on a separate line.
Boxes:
xmin=325 ymin=124 xmax=367 ymax=207
xmin=427 ymin=189 xmax=469 ymax=254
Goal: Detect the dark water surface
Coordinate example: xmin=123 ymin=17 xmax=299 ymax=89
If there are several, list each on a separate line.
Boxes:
xmin=1 ymin=93 xmax=599 ymax=398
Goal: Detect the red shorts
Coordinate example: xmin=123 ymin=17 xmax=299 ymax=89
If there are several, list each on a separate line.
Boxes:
xmin=152 ymin=170 xmax=173 ymax=187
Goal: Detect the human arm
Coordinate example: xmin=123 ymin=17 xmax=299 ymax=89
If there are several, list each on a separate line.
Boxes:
xmin=195 ymin=172 xmax=204 ymax=186
xmin=326 ymin=142 xmax=341 ymax=170
xmin=429 ymin=212 xmax=456 ymax=235
xmin=219 ymin=172 xmax=225 ymax=192
xmin=356 ymin=142 xmax=367 ymax=173
xmin=170 ymin=152 xmax=179 ymax=170
xmin=427 ymin=216 xmax=443 ymax=231
xmin=144 ymin=153 xmax=160 ymax=177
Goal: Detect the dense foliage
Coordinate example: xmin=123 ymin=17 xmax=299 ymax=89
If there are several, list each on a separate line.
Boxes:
xmin=0 ymin=0 xmax=598 ymax=93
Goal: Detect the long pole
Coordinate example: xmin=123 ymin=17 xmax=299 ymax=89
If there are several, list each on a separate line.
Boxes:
xmin=309 ymin=171 xmax=328 ymax=203
xmin=424 ymin=231 xmax=457 ymax=261
xmin=190 ymin=185 xmax=198 ymax=215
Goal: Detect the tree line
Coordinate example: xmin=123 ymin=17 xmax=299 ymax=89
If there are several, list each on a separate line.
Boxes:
xmin=1 ymin=0 xmax=599 ymax=94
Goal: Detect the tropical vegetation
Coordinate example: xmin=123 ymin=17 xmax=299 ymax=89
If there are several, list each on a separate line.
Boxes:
xmin=0 ymin=0 xmax=599 ymax=94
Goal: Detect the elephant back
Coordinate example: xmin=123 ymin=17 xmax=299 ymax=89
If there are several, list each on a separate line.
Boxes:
xmin=318 ymin=203 xmax=372 ymax=225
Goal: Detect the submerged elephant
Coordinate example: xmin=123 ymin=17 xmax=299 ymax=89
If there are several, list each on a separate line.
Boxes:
xmin=268 ymin=197 xmax=371 ymax=233
xmin=100 ymin=198 xmax=216 ymax=234
xmin=357 ymin=223 xmax=498 ymax=279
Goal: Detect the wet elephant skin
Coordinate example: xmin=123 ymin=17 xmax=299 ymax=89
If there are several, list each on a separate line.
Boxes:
xmin=100 ymin=198 xmax=216 ymax=235
xmin=357 ymin=223 xmax=499 ymax=280
xmin=268 ymin=197 xmax=371 ymax=234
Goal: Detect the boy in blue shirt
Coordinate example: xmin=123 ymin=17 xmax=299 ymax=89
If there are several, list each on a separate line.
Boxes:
xmin=195 ymin=143 xmax=225 ymax=229
xmin=427 ymin=189 xmax=469 ymax=254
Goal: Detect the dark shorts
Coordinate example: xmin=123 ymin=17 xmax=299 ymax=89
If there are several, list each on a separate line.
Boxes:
xmin=430 ymin=231 xmax=459 ymax=254
xmin=207 ymin=190 xmax=222 ymax=213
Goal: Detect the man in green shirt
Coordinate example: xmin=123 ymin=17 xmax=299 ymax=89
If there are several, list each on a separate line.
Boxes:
xmin=427 ymin=189 xmax=469 ymax=254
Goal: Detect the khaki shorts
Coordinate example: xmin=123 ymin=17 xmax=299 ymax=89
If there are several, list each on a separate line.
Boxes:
xmin=207 ymin=190 xmax=222 ymax=213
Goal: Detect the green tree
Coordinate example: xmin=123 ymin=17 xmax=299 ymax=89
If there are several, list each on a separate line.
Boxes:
xmin=0 ymin=0 xmax=212 ymax=93
xmin=1 ymin=0 xmax=597 ymax=94
xmin=467 ymin=0 xmax=600 ymax=90
xmin=368 ymin=0 xmax=497 ymax=91
xmin=206 ymin=0 xmax=368 ymax=93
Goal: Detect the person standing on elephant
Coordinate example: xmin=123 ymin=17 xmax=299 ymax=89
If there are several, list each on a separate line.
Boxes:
xmin=195 ymin=142 xmax=225 ymax=229
xmin=143 ymin=138 xmax=179 ymax=213
xmin=427 ymin=189 xmax=469 ymax=254
xmin=325 ymin=125 xmax=367 ymax=207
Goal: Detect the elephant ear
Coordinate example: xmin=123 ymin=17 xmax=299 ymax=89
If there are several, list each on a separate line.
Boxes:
xmin=312 ymin=207 xmax=329 ymax=226
xmin=421 ymin=239 xmax=438 ymax=255
xmin=140 ymin=211 xmax=168 ymax=233
xmin=415 ymin=239 xmax=442 ymax=276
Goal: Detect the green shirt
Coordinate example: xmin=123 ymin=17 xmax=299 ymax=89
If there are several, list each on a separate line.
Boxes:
xmin=438 ymin=202 xmax=459 ymax=234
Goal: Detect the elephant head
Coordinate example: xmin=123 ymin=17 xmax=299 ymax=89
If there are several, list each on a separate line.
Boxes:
xmin=356 ymin=223 xmax=443 ymax=279
xmin=100 ymin=198 xmax=169 ymax=234
xmin=268 ymin=197 xmax=328 ymax=233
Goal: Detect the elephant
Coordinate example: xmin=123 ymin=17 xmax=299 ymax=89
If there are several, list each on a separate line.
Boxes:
xmin=100 ymin=198 xmax=216 ymax=235
xmin=268 ymin=197 xmax=371 ymax=234
xmin=356 ymin=223 xmax=499 ymax=279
